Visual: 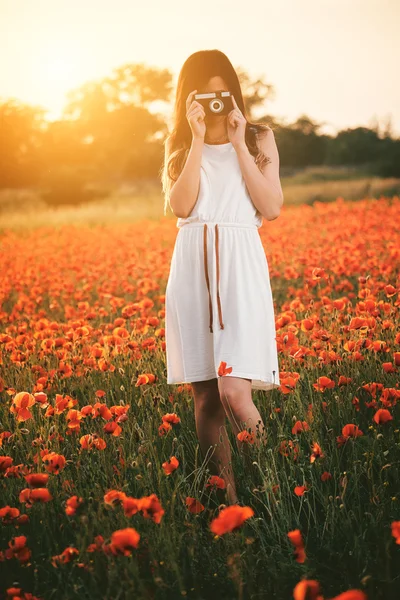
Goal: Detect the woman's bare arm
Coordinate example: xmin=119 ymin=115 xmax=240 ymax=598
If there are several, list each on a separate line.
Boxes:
xmin=235 ymin=128 xmax=283 ymax=221
xmin=167 ymin=137 xmax=204 ymax=219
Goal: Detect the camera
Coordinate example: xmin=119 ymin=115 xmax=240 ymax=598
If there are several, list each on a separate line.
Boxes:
xmin=194 ymin=90 xmax=233 ymax=116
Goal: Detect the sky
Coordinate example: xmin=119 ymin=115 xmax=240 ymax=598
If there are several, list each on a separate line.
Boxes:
xmin=1 ymin=0 xmax=399 ymax=136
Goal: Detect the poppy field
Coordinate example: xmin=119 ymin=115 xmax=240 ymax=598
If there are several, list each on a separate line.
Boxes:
xmin=0 ymin=196 xmax=400 ymax=600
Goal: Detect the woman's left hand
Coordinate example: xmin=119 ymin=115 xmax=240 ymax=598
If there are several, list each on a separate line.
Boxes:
xmin=227 ymin=95 xmax=247 ymax=149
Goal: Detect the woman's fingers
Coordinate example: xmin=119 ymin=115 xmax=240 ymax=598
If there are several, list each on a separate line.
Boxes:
xmin=186 ymin=89 xmax=198 ymax=113
xmin=187 ymin=106 xmax=205 ymax=120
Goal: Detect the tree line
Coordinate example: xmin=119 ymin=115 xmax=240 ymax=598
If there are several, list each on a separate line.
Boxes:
xmin=0 ymin=62 xmax=398 ymax=204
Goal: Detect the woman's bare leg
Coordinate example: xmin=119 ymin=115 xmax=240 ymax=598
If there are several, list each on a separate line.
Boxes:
xmin=192 ymin=378 xmax=238 ymax=505
xmin=218 ymin=376 xmax=266 ymax=477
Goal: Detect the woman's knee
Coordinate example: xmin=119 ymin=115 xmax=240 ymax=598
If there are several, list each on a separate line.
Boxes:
xmin=218 ymin=377 xmax=252 ymax=410
xmin=191 ymin=378 xmax=224 ymax=415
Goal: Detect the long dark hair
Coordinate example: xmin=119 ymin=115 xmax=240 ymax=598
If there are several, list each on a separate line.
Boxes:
xmin=160 ymin=49 xmax=271 ymax=215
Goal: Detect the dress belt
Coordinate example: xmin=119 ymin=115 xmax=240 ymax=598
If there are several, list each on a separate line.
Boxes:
xmin=179 ymin=221 xmax=259 ymax=334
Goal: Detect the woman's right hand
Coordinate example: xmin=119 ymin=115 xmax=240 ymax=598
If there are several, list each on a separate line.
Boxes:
xmin=186 ymin=89 xmax=206 ymax=141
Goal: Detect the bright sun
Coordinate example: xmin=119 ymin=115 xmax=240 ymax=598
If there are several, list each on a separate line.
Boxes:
xmin=33 ymin=44 xmax=89 ymax=120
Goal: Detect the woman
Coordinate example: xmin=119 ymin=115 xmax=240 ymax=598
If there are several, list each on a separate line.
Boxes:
xmin=160 ymin=49 xmax=283 ymax=505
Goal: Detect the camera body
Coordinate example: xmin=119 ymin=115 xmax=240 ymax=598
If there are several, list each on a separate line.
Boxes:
xmin=194 ymin=90 xmax=233 ymax=116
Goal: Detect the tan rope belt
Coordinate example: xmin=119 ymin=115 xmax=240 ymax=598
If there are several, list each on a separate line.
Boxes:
xmin=179 ymin=221 xmax=259 ymax=334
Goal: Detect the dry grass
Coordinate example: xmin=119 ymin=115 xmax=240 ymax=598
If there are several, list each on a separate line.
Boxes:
xmin=1 ymin=170 xmax=399 ymax=232
xmin=282 ymin=175 xmax=400 ymax=205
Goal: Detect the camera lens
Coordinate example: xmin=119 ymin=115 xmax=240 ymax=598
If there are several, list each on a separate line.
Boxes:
xmin=210 ymin=99 xmax=223 ymax=113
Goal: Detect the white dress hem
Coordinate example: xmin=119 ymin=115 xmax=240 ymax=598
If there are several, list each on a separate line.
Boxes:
xmin=167 ymin=371 xmax=280 ymax=392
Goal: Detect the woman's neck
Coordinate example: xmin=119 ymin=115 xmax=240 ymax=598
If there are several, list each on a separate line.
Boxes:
xmin=204 ymin=121 xmax=229 ymax=143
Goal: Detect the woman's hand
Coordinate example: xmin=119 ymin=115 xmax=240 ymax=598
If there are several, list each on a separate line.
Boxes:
xmin=186 ymin=89 xmax=206 ymax=141
xmin=227 ymin=95 xmax=247 ymax=149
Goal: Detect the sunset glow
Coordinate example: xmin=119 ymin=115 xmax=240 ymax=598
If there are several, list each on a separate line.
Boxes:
xmin=1 ymin=0 xmax=399 ymax=134
xmin=26 ymin=40 xmax=91 ymax=119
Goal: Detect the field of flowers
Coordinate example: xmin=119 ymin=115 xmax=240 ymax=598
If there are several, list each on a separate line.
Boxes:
xmin=0 ymin=196 xmax=399 ymax=600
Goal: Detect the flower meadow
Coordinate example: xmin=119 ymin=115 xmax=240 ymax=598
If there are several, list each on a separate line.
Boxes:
xmin=0 ymin=196 xmax=400 ymax=600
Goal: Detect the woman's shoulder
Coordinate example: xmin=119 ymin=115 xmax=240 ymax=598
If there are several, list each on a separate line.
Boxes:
xmin=254 ymin=124 xmax=273 ymax=139
xmin=254 ymin=125 xmax=276 ymax=154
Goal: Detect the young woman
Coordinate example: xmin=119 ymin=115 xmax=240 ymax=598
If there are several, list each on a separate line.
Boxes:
xmin=161 ymin=49 xmax=283 ymax=506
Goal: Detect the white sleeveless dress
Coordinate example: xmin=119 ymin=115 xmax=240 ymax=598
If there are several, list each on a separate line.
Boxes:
xmin=165 ymin=141 xmax=280 ymax=391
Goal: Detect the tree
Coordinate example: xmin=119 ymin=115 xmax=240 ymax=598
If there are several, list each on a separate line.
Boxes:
xmin=0 ymin=99 xmax=49 ymax=187
xmin=235 ymin=66 xmax=275 ymax=119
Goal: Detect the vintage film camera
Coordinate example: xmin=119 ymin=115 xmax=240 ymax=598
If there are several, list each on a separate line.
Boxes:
xmin=194 ymin=90 xmax=234 ymax=116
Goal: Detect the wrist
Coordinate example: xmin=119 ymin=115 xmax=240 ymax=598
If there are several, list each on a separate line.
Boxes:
xmin=234 ymin=142 xmax=249 ymax=155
